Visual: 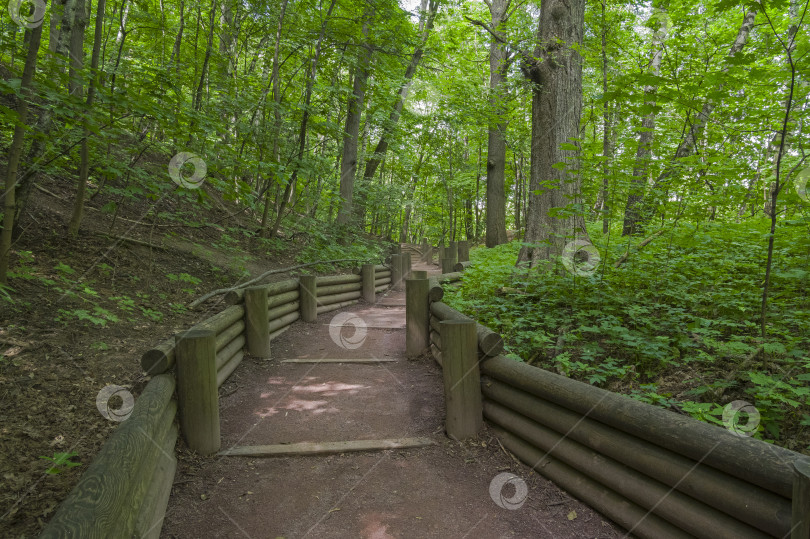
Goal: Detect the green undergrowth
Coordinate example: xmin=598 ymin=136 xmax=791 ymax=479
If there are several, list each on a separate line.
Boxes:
xmin=443 ymin=219 xmax=810 ymax=452
xmin=2 ymin=211 xmax=387 ymax=334
xmin=287 ymin=215 xmax=389 ymax=271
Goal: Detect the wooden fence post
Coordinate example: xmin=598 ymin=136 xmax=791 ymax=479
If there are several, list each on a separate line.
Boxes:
xmin=361 ymin=264 xmax=376 ymax=303
xmin=175 ymin=329 xmax=220 ymax=455
xmin=458 ymin=240 xmax=469 ymax=263
xmin=440 ymin=320 xmax=483 ymax=439
xmin=244 ymin=286 xmax=270 ymax=357
xmin=424 ymin=245 xmax=433 ymax=264
xmin=441 ymin=258 xmax=454 ymax=274
xmin=391 ymin=254 xmax=403 ymax=290
xmin=412 ymin=270 xmax=427 ymax=279
xmin=300 ymin=275 xmax=317 ymax=322
xmin=793 ymin=460 xmax=810 ymax=539
xmin=402 ymin=253 xmax=412 ymax=280
xmin=438 ymin=244 xmax=445 ymax=262
xmin=448 ymin=241 xmax=458 ymax=266
xmin=406 ymin=277 xmax=430 ymax=358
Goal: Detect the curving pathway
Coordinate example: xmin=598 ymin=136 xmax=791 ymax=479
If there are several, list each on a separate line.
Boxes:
xmin=161 ymin=261 xmax=619 ymax=538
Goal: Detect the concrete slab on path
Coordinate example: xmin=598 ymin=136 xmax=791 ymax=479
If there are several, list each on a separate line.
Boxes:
xmin=279 ymin=358 xmax=398 ymax=364
xmin=374 ymin=298 xmax=406 ymax=307
xmin=326 ymin=305 xmax=406 ymax=329
xmin=219 ymin=437 xmax=436 ymax=457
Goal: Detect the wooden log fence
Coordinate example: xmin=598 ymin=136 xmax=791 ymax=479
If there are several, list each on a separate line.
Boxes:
xmin=40 ymin=375 xmax=178 ymax=538
xmin=447 ymin=241 xmax=458 ymax=267
xmin=430 ymin=302 xmax=503 ymax=357
xmin=457 ymin=240 xmax=469 ymax=263
xmin=46 ymin=260 xmax=392 ymax=537
xmin=440 ymin=319 xmax=482 ymax=440
xmin=406 ymin=277 xmax=430 ymax=358
xmin=422 ymin=270 xmax=810 ymax=538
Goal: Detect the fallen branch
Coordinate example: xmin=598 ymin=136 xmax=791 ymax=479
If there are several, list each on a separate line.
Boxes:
xmin=188 ymin=258 xmax=366 ymax=309
xmin=96 ymin=233 xmax=170 ymax=251
xmin=613 ymin=229 xmax=665 ymax=268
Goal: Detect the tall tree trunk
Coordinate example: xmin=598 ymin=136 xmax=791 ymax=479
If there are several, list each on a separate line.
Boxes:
xmin=400 ymin=205 xmax=412 ymax=243
xmin=336 ymin=11 xmax=373 ymax=226
xmin=170 ymin=0 xmax=184 ymax=72
xmin=638 ymin=9 xmax=757 ymax=227
xmin=354 ymin=0 xmax=439 ymax=224
xmin=1 ymin=21 xmax=44 ymax=284
xmin=598 ymin=0 xmax=615 ymax=236
xmin=483 ymin=1 xmax=511 ymax=247
xmin=48 ymin=0 xmax=66 ymax=56
xmin=484 ymin=0 xmax=512 ymax=247
xmin=268 ymin=0 xmax=337 ymax=239
xmin=69 ymin=0 xmax=103 ymax=237
xmin=11 ymin=0 xmax=77 ymax=238
xmin=259 ymin=0 xmax=289 ymax=235
xmin=219 ymin=0 xmax=236 ymax=78
xmin=622 ymin=3 xmax=667 ymax=236
xmin=761 ymin=0 xmax=799 ymax=339
xmin=475 ymin=142 xmax=482 ymax=239
xmin=518 ymin=0 xmax=587 ymax=268
xmin=513 ymin=151 xmax=522 ymax=233
xmin=193 ymin=0 xmax=217 ymax=114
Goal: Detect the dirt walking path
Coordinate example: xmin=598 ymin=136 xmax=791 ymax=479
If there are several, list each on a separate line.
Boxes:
xmin=162 ymin=262 xmax=622 ymax=538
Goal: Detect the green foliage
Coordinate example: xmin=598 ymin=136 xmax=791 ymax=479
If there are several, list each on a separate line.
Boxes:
xmin=39 ymin=452 xmax=81 ymax=475
xmin=290 ymin=216 xmax=387 ymax=270
xmin=57 ymin=306 xmax=119 ymax=327
xmin=446 ymin=221 xmax=810 ymax=448
xmin=167 ymin=273 xmax=202 ymax=295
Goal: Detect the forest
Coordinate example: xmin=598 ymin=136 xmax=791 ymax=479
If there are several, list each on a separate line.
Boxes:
xmin=1 ymin=0 xmax=809 ymax=533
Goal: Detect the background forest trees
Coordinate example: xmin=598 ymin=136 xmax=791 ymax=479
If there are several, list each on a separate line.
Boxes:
xmin=2 ymin=0 xmax=807 ymax=279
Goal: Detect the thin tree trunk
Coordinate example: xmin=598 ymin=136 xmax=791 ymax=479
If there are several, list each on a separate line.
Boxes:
xmin=170 ymin=0 xmax=184 ymax=72
xmin=622 ymin=3 xmax=667 ymax=236
xmin=194 ymin=0 xmax=216 ymax=113
xmin=475 ymin=142 xmax=482 ymax=239
xmin=513 ymin=151 xmax=521 ymax=233
xmin=69 ymin=0 xmax=105 ymax=237
xmin=599 ymin=0 xmax=615 ymax=236
xmin=268 ymin=0 xmax=337 ymax=239
xmin=48 ymin=0 xmax=66 ymax=56
xmin=761 ymin=0 xmax=800 ymax=339
xmin=1 ymin=21 xmax=44 ymax=284
xmin=260 ymin=0 xmax=289 ymax=234
xmin=11 ymin=0 xmax=76 ymax=237
xmin=354 ymin=0 xmax=439 ymax=224
xmin=638 ymin=9 xmax=757 ymax=226
xmin=336 ymin=11 xmax=373 ymax=226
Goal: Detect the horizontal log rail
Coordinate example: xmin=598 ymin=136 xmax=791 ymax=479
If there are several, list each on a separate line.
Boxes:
xmin=53 ymin=260 xmax=392 ymax=538
xmin=429 ymin=302 xmax=503 ymax=357
xmin=419 ymin=262 xmax=810 ymax=538
xmin=40 ymin=375 xmax=177 ymax=538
